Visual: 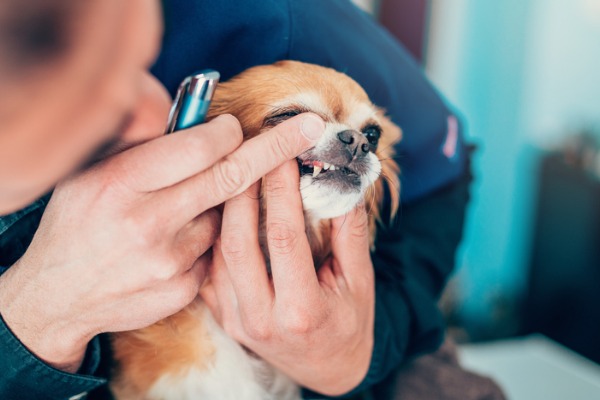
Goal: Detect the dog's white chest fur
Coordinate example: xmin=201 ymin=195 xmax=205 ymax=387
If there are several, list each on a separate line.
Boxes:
xmin=146 ymin=304 xmax=300 ymax=400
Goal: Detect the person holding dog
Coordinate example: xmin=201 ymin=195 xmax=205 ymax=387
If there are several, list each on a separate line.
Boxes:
xmin=0 ymin=1 xmax=487 ymax=399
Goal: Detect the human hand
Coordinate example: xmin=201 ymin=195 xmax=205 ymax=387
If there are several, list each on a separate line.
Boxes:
xmin=0 ymin=82 xmax=325 ymax=373
xmin=201 ymin=160 xmax=375 ymax=396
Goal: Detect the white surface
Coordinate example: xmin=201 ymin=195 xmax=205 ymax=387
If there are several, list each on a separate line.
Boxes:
xmin=459 ymin=335 xmax=600 ymax=400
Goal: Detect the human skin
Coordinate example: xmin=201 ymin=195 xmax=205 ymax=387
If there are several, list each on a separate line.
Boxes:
xmin=0 ymin=0 xmax=375 ymax=393
xmin=202 ymin=161 xmax=375 ymax=395
xmin=0 ymin=0 xmax=167 ymax=214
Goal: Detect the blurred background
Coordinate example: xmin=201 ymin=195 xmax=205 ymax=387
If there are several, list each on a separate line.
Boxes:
xmin=352 ymin=0 xmax=600 ymax=367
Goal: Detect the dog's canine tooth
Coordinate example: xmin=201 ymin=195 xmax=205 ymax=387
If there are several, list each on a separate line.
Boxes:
xmin=313 ymin=165 xmax=322 ymax=177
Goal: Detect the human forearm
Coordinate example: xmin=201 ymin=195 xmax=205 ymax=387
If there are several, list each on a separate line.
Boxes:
xmin=0 ymin=263 xmax=91 ymax=373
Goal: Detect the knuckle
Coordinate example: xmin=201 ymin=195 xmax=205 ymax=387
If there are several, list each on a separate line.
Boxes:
xmin=266 ymin=222 xmax=298 ymax=254
xmin=243 ymin=318 xmax=272 ymax=342
xmin=172 ymin=278 xmax=199 ymax=306
xmin=264 ymin=174 xmax=287 ymax=196
xmin=213 ymin=157 xmax=248 ymax=197
xmin=149 ymin=260 xmax=180 ymax=281
xmin=281 ymin=310 xmax=314 ymax=335
xmin=123 ymin=212 xmax=160 ymax=248
xmin=188 ymin=115 xmax=242 ymax=155
xmin=220 ymin=232 xmax=249 ymax=264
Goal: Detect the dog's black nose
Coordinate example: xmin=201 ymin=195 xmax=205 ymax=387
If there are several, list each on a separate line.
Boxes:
xmin=337 ymin=130 xmax=370 ymax=156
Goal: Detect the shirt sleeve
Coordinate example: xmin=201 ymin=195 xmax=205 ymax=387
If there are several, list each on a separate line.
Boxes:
xmin=0 ymin=309 xmax=106 ymax=400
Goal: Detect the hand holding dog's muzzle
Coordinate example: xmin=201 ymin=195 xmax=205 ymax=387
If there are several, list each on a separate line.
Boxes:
xmin=0 ymin=95 xmax=323 ymax=374
xmin=202 ymin=155 xmax=375 ymax=397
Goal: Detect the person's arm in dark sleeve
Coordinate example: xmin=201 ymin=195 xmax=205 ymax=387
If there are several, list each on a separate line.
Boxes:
xmin=153 ymin=0 xmax=471 ymax=396
xmin=303 ymin=159 xmax=472 ymax=399
xmin=0 ymin=201 xmax=106 ymax=400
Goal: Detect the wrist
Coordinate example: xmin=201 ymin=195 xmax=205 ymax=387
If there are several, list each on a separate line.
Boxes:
xmin=0 ymin=266 xmax=90 ymax=373
xmin=307 ymin=334 xmax=373 ymax=396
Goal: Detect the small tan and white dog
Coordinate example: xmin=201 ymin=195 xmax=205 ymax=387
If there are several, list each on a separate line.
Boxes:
xmin=109 ymin=61 xmax=401 ymax=400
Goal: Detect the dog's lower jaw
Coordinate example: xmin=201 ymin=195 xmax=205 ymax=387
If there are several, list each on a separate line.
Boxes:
xmin=300 ymin=177 xmax=365 ymax=221
xmin=299 ymin=159 xmax=381 ymax=221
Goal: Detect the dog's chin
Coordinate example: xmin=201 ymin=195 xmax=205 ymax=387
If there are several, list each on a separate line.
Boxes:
xmin=297 ymin=155 xmax=381 ymax=221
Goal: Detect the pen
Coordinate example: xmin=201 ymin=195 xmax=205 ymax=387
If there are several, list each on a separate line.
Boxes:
xmin=165 ymin=69 xmax=220 ymax=134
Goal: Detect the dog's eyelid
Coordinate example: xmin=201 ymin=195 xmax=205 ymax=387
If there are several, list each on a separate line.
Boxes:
xmin=267 ymin=106 xmax=309 ymax=119
xmin=263 ymin=106 xmax=327 ymax=128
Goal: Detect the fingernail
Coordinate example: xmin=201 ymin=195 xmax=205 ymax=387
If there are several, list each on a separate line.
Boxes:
xmin=301 ymin=114 xmax=325 ymax=141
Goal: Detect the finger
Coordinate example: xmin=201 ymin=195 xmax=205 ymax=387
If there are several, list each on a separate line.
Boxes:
xmin=316 ymin=257 xmax=339 ymax=291
xmin=207 ymin=240 xmax=241 ymax=330
xmin=152 ymin=252 xmax=211 ymax=318
xmin=173 ymin=208 xmax=222 ymax=261
xmin=112 ymin=114 xmax=244 ymax=192
xmin=330 ymin=203 xmax=374 ymax=289
xmin=155 ymin=113 xmax=325 ymax=229
xmin=220 ymin=181 xmax=273 ymax=314
xmin=199 ymin=280 xmax=221 ymax=325
xmin=265 ymin=160 xmax=320 ymax=303
xmin=185 ymin=251 xmax=212 ymax=291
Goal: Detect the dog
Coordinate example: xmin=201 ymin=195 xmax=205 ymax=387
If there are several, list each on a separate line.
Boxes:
xmin=109 ymin=60 xmax=401 ymax=400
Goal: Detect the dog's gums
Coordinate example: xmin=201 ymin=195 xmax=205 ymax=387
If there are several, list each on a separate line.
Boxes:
xmin=298 ymin=159 xmax=346 ymax=177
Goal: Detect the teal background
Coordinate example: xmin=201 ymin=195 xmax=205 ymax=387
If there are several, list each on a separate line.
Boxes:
xmin=426 ymin=0 xmax=600 ymax=331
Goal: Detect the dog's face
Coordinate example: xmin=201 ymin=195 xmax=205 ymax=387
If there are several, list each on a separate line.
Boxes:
xmin=207 ymin=61 xmax=400 ymax=226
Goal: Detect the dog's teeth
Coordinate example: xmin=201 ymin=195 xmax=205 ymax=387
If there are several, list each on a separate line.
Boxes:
xmin=323 ymin=162 xmax=331 ymax=170
xmin=329 ymin=165 xmax=336 ymax=171
xmin=313 ymin=165 xmax=322 ymax=177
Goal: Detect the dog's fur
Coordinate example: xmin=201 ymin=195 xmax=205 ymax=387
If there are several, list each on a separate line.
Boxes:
xmin=110 ymin=61 xmax=401 ymax=400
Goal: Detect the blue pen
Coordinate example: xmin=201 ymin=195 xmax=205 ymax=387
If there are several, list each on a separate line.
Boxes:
xmin=166 ymin=69 xmax=220 ymax=133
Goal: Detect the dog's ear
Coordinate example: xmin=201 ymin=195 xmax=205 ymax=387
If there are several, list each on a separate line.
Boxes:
xmin=366 ymin=110 xmax=401 ymax=229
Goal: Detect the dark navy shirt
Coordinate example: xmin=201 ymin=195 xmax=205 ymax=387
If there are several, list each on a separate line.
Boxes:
xmin=0 ymin=1 xmax=469 ymax=399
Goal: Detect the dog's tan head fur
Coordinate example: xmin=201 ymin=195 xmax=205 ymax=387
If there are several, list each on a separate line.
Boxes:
xmin=207 ymin=60 xmax=400 ymax=265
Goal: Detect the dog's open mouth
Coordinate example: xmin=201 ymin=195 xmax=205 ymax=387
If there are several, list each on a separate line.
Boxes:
xmin=297 ymin=158 xmax=359 ymax=179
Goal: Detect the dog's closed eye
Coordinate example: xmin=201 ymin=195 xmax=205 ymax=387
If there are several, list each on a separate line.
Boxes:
xmin=264 ymin=107 xmax=306 ymax=128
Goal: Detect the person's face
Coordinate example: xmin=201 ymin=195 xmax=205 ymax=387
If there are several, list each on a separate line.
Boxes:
xmin=0 ymin=0 xmax=165 ymax=214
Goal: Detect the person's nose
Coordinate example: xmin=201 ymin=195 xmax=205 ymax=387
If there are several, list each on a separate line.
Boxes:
xmin=120 ymin=71 xmax=172 ymax=144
